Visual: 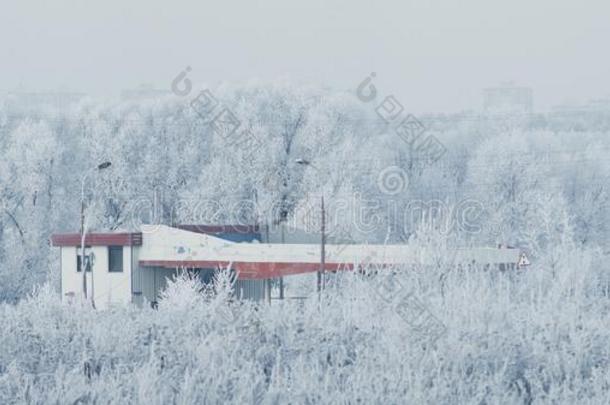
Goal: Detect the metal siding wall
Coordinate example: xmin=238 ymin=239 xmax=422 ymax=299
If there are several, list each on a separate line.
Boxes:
xmin=141 ymin=267 xmax=157 ymax=304
xmin=235 ymin=279 xmax=266 ymax=301
xmin=131 ymin=246 xmax=144 ymax=306
xmin=154 ymin=268 xmax=177 ymax=301
xmin=131 ymin=247 xmax=142 ymax=293
xmin=138 ymin=266 xmax=268 ymax=303
xmin=140 ymin=267 xmax=177 ymax=304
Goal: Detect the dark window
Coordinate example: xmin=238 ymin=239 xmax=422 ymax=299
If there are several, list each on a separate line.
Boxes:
xmin=108 ymin=246 xmax=123 ymax=273
xmin=76 ymin=247 xmax=92 ymax=272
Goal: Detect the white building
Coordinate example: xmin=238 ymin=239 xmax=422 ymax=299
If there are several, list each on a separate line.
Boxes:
xmin=52 ymin=224 xmax=526 ymax=309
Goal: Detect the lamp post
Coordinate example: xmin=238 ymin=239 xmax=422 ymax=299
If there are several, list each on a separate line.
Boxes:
xmin=295 ymin=158 xmax=325 ymax=293
xmin=80 ymin=161 xmax=111 ymax=306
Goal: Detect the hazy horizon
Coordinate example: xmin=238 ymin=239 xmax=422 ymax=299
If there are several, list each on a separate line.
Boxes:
xmin=2 ymin=0 xmax=609 ymax=114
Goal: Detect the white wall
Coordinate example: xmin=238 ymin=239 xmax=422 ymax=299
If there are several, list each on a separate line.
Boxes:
xmin=61 ymin=246 xmax=133 ymax=309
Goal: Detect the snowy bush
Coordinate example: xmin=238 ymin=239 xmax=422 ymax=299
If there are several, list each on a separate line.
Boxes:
xmin=0 ymin=246 xmax=608 ymax=403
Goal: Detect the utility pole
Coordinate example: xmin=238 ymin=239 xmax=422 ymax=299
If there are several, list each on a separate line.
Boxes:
xmin=294 ymin=158 xmax=326 ymax=295
xmin=279 ymin=223 xmax=284 ymax=299
xmin=80 ymin=199 xmax=87 ymax=300
xmin=318 ymin=196 xmax=325 ymax=293
xmin=80 ymin=161 xmax=112 ymax=307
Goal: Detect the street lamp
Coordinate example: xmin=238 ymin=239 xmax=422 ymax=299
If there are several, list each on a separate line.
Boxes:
xmin=80 ymin=161 xmax=112 ymax=306
xmin=295 ymin=158 xmax=325 ymax=293
xmin=294 ymin=158 xmax=311 ymax=166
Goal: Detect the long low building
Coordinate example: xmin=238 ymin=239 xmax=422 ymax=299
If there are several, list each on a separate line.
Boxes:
xmin=51 ymin=224 xmax=526 ymax=308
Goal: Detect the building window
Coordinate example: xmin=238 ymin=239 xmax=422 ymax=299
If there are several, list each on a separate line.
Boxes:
xmin=108 ymin=246 xmax=123 ymax=273
xmin=76 ymin=247 xmax=92 ymax=272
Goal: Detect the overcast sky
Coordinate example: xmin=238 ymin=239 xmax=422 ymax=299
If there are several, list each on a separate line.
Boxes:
xmin=1 ymin=0 xmax=609 ymax=113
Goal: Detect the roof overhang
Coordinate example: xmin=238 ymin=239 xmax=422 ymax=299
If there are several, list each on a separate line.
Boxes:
xmin=135 ymin=225 xmax=523 ymax=279
xmin=51 ymin=233 xmax=143 ymax=247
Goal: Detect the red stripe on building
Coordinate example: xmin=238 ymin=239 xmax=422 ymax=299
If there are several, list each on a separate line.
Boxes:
xmin=51 ymin=233 xmax=143 ymax=247
xmin=138 ymin=260 xmax=357 ymax=279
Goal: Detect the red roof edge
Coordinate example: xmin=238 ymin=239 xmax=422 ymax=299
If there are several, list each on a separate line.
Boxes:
xmin=51 ymin=233 xmax=143 ymax=247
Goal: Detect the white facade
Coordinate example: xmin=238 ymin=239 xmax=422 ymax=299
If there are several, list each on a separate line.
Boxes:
xmin=60 ymin=245 xmax=134 ymax=309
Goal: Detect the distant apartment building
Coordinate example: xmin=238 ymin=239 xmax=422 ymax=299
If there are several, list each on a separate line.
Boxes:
xmin=586 ymin=98 xmax=610 ymax=111
xmin=120 ymin=84 xmax=172 ymax=101
xmin=552 ymin=97 xmax=610 ymax=113
xmin=483 ymin=82 xmax=533 ymax=114
xmin=6 ymin=90 xmax=86 ymax=117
